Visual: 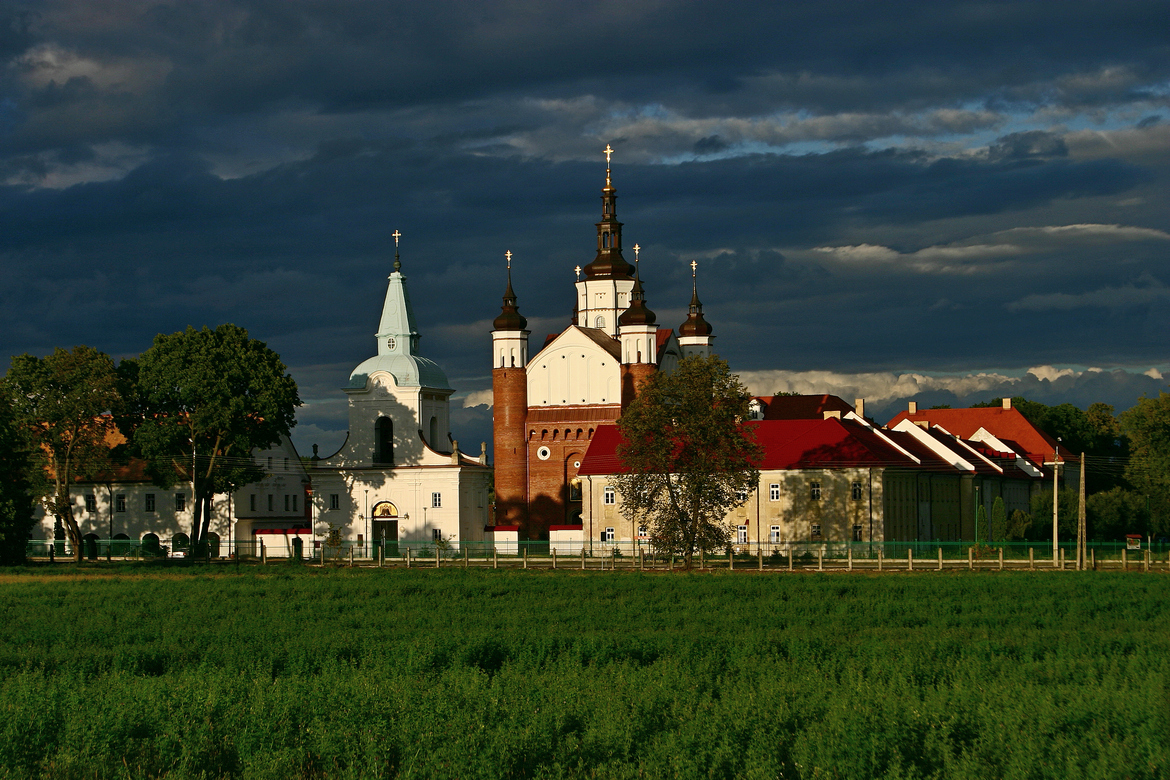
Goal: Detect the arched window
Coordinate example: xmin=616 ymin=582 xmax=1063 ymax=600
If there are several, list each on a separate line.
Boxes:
xmin=595 ymin=316 xmax=605 ymax=329
xmin=429 ymin=416 xmax=439 ymax=446
xmin=374 ymin=417 xmax=394 ymax=465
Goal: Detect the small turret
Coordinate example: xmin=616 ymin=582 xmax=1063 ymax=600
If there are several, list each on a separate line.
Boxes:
xmin=678 ymin=260 xmax=714 ymax=358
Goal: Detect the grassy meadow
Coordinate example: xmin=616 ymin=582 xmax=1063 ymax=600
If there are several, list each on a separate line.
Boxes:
xmin=0 ymin=565 xmax=1167 ymax=779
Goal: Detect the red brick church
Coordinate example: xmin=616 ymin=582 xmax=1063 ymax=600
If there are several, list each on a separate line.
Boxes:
xmin=490 ymin=149 xmax=715 ymax=540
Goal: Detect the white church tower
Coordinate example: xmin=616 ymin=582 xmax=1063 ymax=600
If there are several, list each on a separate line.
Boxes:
xmin=312 ymin=232 xmax=492 ymax=551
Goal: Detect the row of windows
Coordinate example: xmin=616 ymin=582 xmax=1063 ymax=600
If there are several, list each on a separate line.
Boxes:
xmin=248 ymin=494 xmax=300 ymax=513
xmin=84 ymin=493 xmax=186 ymax=513
xmin=323 ymin=493 xmax=442 ymax=510
xmin=604 ymin=482 xmax=866 ymax=506
xmin=264 ymin=457 xmax=292 ymax=471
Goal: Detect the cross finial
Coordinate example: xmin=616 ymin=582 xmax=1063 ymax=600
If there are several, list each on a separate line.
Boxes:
xmin=633 ymin=243 xmax=640 ymax=262
xmin=604 ymin=144 xmax=614 ymax=186
xmin=574 ymin=264 xmax=582 ymax=281
xmin=392 ymin=229 xmax=401 ymax=247
xmin=393 ymin=229 xmax=402 ymax=271
xmin=505 ymin=250 xmax=512 ymax=270
xmin=691 ymin=259 xmax=697 ymax=277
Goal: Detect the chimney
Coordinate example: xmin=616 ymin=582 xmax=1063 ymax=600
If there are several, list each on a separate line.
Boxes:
xmin=1002 ymin=398 xmax=1012 ymax=410
xmin=823 ymin=410 xmax=841 ymax=420
xmin=908 ymin=401 xmax=918 ymax=414
xmin=854 ymin=398 xmax=865 ymax=419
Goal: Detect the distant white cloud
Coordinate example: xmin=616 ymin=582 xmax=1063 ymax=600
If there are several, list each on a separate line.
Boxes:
xmin=462 ymin=389 xmax=494 ymax=407
xmin=812 ymin=224 xmax=1170 ymax=274
xmin=737 ymin=369 xmax=1017 ymax=404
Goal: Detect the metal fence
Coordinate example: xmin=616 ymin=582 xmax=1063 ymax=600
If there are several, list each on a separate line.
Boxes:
xmin=25 ymin=537 xmax=1169 ymax=571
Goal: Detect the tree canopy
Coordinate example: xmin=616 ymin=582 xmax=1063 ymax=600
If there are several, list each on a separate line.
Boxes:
xmin=127 ymin=324 xmax=300 ymax=548
xmin=613 ymin=355 xmax=762 ymax=569
xmin=3 ymin=346 xmax=121 ymax=561
xmin=0 ymin=378 xmax=39 ymax=563
xmin=1119 ymin=391 xmax=1170 ymax=537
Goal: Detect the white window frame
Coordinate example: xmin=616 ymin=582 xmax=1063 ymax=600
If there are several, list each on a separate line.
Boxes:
xmin=851 ymin=481 xmax=863 ymax=501
xmin=145 ymin=493 xmax=155 ymax=513
xmin=603 ymin=527 xmax=615 ymax=543
xmin=809 ymin=481 xmax=822 ymax=501
xmin=431 ymin=492 xmax=442 ymax=508
xmin=737 ymin=526 xmax=748 ymax=545
xmin=769 ymin=525 xmax=782 ymax=544
xmin=811 ymin=523 xmax=822 ymax=539
xmin=603 ymin=487 xmax=615 ymax=505
xmin=769 ymin=483 xmax=780 ymax=501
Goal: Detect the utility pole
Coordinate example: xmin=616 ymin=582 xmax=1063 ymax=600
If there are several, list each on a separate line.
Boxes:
xmin=1052 ymin=438 xmax=1061 ymax=567
xmin=1078 ymin=453 xmax=1086 ymax=571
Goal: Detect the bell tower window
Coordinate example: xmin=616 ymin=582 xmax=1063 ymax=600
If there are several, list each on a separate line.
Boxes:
xmin=374 ymin=417 xmax=394 ymax=466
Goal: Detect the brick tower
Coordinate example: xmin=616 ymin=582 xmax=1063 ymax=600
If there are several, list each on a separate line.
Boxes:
xmin=619 ymin=247 xmax=658 ymax=409
xmin=490 ymin=252 xmax=530 ymax=534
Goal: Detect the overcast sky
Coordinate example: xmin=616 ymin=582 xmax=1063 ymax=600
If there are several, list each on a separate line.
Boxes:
xmin=2 ymin=0 xmax=1167 ymax=456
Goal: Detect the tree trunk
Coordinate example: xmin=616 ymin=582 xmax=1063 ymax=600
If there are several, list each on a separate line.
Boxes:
xmin=191 ymin=483 xmax=204 ymax=546
xmin=56 ymin=491 xmax=83 ymax=563
xmin=199 ymin=494 xmax=213 ymax=544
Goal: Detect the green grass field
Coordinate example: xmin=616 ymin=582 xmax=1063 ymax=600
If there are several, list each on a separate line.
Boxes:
xmin=0 ymin=566 xmax=1167 ymax=779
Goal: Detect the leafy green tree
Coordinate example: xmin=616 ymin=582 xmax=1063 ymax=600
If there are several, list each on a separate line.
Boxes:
xmin=1119 ymin=392 xmax=1170 ymax=537
xmin=990 ymin=496 xmax=1006 ymax=543
xmin=0 ymin=379 xmax=39 ymax=563
xmin=128 ymin=325 xmax=300 ymax=550
xmin=1028 ymin=487 xmax=1079 ymax=541
xmin=1086 ymin=487 xmax=1149 ymax=540
xmin=1006 ymin=509 xmax=1032 ymax=541
xmin=613 ymin=355 xmax=762 ymax=569
xmin=3 ymin=347 xmax=121 ymax=561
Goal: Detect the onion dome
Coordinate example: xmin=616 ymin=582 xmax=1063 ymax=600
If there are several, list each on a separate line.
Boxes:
xmin=619 ymin=265 xmax=656 ymax=326
xmin=493 ymin=254 xmax=527 ymax=331
xmin=678 ymin=264 xmax=713 ymax=336
xmin=582 ymin=145 xmax=635 ymax=280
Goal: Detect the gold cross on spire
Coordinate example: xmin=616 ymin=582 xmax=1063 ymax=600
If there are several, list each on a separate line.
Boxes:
xmin=633 ymin=243 xmax=640 ymax=262
xmin=604 ymin=144 xmax=614 ymax=186
xmin=392 ymin=229 xmax=402 ymax=271
xmin=505 ymin=250 xmax=512 ymax=269
xmin=392 ymin=229 xmax=401 ymax=247
xmin=574 ymin=265 xmax=582 ymax=281
xmin=691 ymin=259 xmax=698 ymax=277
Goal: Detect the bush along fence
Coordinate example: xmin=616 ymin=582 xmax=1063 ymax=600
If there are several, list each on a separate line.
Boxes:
xmin=24 ymin=537 xmax=1170 ymax=572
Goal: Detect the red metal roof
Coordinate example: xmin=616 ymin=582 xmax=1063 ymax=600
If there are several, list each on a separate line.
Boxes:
xmin=755 ymin=394 xmax=855 ymax=420
xmin=579 ymin=418 xmax=923 ymax=476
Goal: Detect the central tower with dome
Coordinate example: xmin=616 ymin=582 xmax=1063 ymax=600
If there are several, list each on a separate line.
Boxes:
xmin=489 ymin=149 xmax=716 ymax=541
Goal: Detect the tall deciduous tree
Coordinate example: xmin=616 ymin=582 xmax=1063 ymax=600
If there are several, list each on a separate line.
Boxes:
xmin=613 ymin=355 xmax=761 ymax=569
xmin=1119 ymin=391 xmax=1170 ymax=537
xmin=4 ymin=347 xmax=121 ymax=562
xmin=0 ymin=378 xmax=39 ymax=563
xmin=130 ymin=325 xmax=300 ymax=549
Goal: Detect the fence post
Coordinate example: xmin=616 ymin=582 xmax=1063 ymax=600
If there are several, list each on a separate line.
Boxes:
xmin=908 ymin=548 xmax=913 ymax=572
xmin=758 ymin=545 xmax=763 ymax=571
xmin=878 ymin=547 xmax=883 ymax=572
xmin=320 ymin=544 xmax=324 ymax=566
xmin=493 ymin=547 xmax=498 ymax=569
xmin=581 ymin=546 xmax=586 ymax=571
xmin=848 ymin=546 xmax=853 ymax=572
xmin=523 ymin=546 xmax=528 ymax=570
xmin=261 ymin=540 xmax=266 ymax=565
xmin=1122 ymin=547 xmax=1127 ymax=571
xmin=435 ymin=547 xmax=440 ymax=569
xmin=730 ymin=548 xmax=734 ymax=571
xmin=817 ymin=547 xmax=823 ymax=572
xmin=998 ymin=547 xmax=1003 ymax=571
xmin=788 ymin=547 xmax=793 ymax=572
xmin=406 ymin=547 xmax=411 ymax=569
xmin=1144 ymin=549 xmax=1149 ymax=572
xmin=700 ymin=549 xmax=705 ymax=570
xmin=1091 ymin=548 xmax=1095 ymax=570
xmin=1059 ymin=547 xmax=1065 ymax=570
xmin=640 ymin=547 xmax=645 ymax=571
xmin=350 ymin=546 xmax=354 ymax=568
xmin=552 ymin=547 xmax=557 ymax=570
xmin=464 ymin=547 xmax=468 ymax=569
xmin=968 ymin=546 xmax=973 ymax=571
xmin=670 ymin=553 xmax=675 ymax=572
xmin=937 ymin=547 xmax=942 ymax=572
xmin=1029 ymin=547 xmax=1034 ymax=570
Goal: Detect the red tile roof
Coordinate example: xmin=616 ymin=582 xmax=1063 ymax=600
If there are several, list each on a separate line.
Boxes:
xmin=886 ymin=406 xmax=1069 ymax=465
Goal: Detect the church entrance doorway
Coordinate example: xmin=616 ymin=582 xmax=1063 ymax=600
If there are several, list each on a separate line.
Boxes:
xmin=372 ymin=501 xmax=399 ymax=557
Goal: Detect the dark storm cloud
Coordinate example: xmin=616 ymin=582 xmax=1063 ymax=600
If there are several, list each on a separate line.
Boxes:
xmin=2 ymin=0 xmax=1168 ymax=453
